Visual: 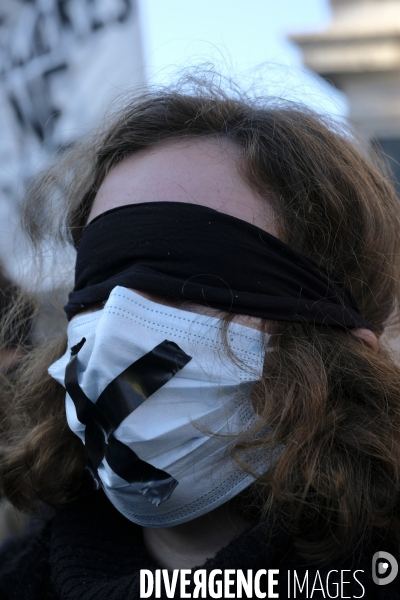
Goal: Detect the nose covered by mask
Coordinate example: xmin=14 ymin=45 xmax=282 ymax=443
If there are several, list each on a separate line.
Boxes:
xmin=48 ymin=286 xmax=273 ymax=527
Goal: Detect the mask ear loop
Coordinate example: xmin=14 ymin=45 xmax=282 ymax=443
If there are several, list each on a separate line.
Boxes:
xmin=64 ymin=338 xmax=192 ymax=506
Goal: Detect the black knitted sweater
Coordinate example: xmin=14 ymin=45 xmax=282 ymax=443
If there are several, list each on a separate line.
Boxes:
xmin=0 ymin=491 xmax=399 ymax=599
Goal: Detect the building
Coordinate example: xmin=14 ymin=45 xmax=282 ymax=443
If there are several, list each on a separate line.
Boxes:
xmin=291 ymin=0 xmax=400 ymax=190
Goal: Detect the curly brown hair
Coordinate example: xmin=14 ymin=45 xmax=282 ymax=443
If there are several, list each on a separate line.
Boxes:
xmin=1 ymin=77 xmax=400 ymax=564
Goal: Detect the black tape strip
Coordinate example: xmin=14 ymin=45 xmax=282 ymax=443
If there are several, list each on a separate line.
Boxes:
xmin=95 ymin=340 xmax=192 ymax=429
xmin=66 ymin=339 xmax=108 ymax=470
xmin=105 ymin=434 xmax=178 ymax=506
xmin=65 ymin=338 xmax=192 ymax=505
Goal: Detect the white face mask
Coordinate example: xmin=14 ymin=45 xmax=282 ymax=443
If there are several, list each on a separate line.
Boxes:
xmin=48 ymin=286 xmax=274 ymax=527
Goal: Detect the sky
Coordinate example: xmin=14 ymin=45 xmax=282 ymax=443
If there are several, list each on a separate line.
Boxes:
xmin=137 ymin=0 xmax=347 ymax=120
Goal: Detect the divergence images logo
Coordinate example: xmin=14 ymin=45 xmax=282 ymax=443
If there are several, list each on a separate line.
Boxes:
xmin=372 ymin=552 xmax=398 ymax=586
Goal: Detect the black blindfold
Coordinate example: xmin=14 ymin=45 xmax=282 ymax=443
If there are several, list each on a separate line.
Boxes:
xmin=65 ymin=202 xmax=370 ymax=329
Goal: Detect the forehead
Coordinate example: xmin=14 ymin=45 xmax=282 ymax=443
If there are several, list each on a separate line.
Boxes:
xmin=87 ymin=137 xmax=278 ymax=235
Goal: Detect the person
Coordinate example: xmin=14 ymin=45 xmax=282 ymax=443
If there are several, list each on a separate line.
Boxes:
xmin=0 ymin=79 xmax=400 ymax=599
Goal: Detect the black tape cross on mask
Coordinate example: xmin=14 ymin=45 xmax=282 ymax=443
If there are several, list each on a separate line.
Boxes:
xmin=65 ymin=338 xmax=192 ymax=506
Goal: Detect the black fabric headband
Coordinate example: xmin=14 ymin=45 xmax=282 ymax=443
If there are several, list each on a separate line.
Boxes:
xmin=65 ymin=201 xmax=370 ymax=329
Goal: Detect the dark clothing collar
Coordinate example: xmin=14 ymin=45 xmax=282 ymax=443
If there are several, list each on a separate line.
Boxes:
xmin=0 ymin=491 xmax=399 ymax=599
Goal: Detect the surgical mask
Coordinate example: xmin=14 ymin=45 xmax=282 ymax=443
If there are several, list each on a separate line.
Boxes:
xmin=48 ymin=286 xmax=274 ymax=527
